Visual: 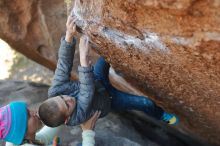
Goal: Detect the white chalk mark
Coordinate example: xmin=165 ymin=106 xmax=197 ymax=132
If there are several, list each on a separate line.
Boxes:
xmin=101 ymin=27 xmax=169 ymax=53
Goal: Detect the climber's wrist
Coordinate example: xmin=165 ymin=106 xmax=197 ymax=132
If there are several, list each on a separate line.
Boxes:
xmin=65 ymin=31 xmax=74 ymax=43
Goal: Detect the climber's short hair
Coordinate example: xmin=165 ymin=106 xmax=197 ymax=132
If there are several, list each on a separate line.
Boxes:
xmin=38 ymin=100 xmax=66 ymax=127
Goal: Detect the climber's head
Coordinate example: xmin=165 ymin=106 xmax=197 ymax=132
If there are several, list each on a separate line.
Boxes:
xmin=0 ymin=101 xmax=43 ymax=145
xmin=38 ymin=95 xmax=76 ymax=127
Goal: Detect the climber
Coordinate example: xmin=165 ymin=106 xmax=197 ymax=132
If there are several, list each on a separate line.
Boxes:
xmin=38 ymin=15 xmax=179 ymax=129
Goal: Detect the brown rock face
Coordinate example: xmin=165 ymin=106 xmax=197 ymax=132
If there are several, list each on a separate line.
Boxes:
xmin=72 ymin=0 xmax=220 ymax=145
xmin=0 ymin=0 xmax=220 ymax=145
xmin=0 ymin=0 xmax=67 ymax=71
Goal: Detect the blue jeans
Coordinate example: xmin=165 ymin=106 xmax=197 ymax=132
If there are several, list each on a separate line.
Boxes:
xmin=93 ymin=57 xmax=164 ymax=120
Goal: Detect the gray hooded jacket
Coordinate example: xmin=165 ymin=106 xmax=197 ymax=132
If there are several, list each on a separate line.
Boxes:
xmin=48 ymin=37 xmax=111 ymax=126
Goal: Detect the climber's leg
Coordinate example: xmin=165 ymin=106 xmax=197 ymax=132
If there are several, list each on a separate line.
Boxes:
xmin=110 ymin=87 xmax=164 ymax=120
xmin=94 ymin=56 xmax=110 ymax=85
xmin=110 ymin=88 xmax=179 ymax=124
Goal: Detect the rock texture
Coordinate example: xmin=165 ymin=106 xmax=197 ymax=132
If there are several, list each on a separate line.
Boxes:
xmin=0 ymin=0 xmax=220 ymax=145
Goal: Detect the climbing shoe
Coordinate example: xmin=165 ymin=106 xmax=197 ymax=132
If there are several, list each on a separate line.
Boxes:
xmin=161 ymin=112 xmax=179 ymax=125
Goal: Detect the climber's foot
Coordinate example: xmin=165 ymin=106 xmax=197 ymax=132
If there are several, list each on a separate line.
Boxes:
xmin=161 ymin=112 xmax=179 ymax=125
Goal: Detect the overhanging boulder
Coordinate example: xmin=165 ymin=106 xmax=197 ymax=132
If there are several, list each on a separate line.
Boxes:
xmin=71 ymin=0 xmax=220 ymax=145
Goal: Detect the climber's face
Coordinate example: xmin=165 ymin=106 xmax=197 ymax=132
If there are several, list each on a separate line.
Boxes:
xmin=51 ymin=95 xmax=76 ymax=117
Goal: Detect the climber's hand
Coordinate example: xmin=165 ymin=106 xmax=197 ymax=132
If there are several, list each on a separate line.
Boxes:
xmin=79 ymin=35 xmax=91 ymax=67
xmin=80 ymin=111 xmax=101 ymax=131
xmin=65 ymin=15 xmax=77 ymax=43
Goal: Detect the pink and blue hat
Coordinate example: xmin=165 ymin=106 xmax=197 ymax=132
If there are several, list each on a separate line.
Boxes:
xmin=0 ymin=101 xmax=28 ymax=144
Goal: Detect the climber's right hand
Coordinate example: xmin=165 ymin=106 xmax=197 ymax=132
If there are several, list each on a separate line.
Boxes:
xmin=65 ymin=15 xmax=77 ymax=43
xmin=79 ymin=35 xmax=91 ymax=67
